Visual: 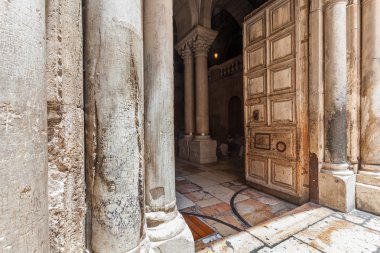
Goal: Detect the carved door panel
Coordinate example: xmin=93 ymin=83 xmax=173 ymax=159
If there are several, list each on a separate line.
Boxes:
xmin=244 ymin=0 xmax=308 ymax=203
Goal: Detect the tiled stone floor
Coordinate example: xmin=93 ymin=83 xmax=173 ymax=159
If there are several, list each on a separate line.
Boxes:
xmin=199 ymin=203 xmax=380 ymax=253
xmin=175 ymin=158 xmax=297 ymax=250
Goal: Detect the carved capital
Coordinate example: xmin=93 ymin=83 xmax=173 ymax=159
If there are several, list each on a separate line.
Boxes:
xmin=175 ymin=41 xmax=192 ymax=59
xmin=175 ymin=25 xmax=218 ymax=56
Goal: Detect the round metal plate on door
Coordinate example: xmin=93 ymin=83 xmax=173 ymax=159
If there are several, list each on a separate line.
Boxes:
xmin=276 ymin=141 xmax=286 ymax=153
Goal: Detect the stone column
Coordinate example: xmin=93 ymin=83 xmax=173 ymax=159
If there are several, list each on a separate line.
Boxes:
xmin=190 ymin=27 xmax=218 ymax=164
xmin=183 ymin=47 xmax=195 ymax=138
xmin=356 ymin=0 xmax=380 ymax=215
xmin=84 ymin=1 xmax=147 ymax=252
xmin=0 ymin=1 xmax=49 ymax=252
xmin=46 ymin=0 xmax=85 ymax=252
xmin=176 ymin=44 xmax=195 ymax=160
xmin=144 ymin=1 xmax=194 ymax=252
xmin=319 ymin=0 xmax=355 ymax=212
xmin=346 ymin=0 xmax=361 ymax=173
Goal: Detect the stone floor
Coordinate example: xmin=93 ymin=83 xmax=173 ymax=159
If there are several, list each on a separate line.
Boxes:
xmin=175 ymin=158 xmax=298 ymax=250
xmin=176 ymin=159 xmax=380 ymax=252
xmin=198 ymin=202 xmax=380 ymax=253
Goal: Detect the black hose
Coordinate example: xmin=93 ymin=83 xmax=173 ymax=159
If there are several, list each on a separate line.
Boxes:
xmin=230 ymin=188 xmax=252 ymax=228
xmin=180 ymin=211 xmax=243 ymax=232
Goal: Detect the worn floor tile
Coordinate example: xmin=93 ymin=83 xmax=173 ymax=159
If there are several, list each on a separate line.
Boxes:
xmin=243 ymin=209 xmax=274 ymax=226
xmin=332 ymin=212 xmax=366 ymax=224
xmin=198 ymin=231 xmax=264 ymax=253
xmin=235 ymin=198 xmax=268 ymax=215
xmin=184 ymin=190 xmax=213 ymax=202
xmin=200 ymin=202 xmax=232 ymax=216
xmin=203 ymin=185 xmax=249 ymax=203
xmin=247 ymin=204 xmax=333 ymax=246
xmin=196 ymin=197 xmax=223 ymax=208
xmin=258 ymin=237 xmax=321 ymax=253
xmin=295 ymin=216 xmax=380 ymax=253
xmin=185 ymin=174 xmax=220 ymax=188
xmin=176 ymin=192 xmax=196 ymax=210
xmin=176 ymin=183 xmax=202 ymax=194
xmin=363 ymin=216 xmax=380 ymax=232
xmin=257 ymin=196 xmax=283 ymax=206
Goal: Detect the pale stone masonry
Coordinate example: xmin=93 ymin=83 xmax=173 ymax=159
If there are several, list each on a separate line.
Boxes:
xmin=1 ymin=0 xmax=380 ymax=252
xmin=46 ymin=0 xmax=85 ymax=251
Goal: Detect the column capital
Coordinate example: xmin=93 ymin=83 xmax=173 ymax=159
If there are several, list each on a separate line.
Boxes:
xmin=175 ymin=40 xmax=192 ymax=59
xmin=175 ymin=25 xmax=218 ymax=55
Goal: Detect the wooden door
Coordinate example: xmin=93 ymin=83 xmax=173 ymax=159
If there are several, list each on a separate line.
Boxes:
xmin=243 ymin=0 xmax=309 ymax=204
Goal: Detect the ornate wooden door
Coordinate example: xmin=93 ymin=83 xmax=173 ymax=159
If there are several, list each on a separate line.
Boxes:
xmin=243 ymin=0 xmax=309 ymax=203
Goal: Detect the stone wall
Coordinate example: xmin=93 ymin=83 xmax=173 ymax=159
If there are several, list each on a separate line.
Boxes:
xmin=209 ymin=72 xmax=243 ymax=145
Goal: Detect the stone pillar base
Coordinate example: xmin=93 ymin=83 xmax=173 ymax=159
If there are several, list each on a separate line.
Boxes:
xmin=146 ymin=212 xmax=194 ymax=253
xmin=189 ymin=137 xmax=217 ymax=164
xmin=319 ymin=168 xmax=356 ymax=212
xmin=356 ymin=173 xmax=380 ymax=215
xmin=178 ymin=137 xmax=192 ymax=160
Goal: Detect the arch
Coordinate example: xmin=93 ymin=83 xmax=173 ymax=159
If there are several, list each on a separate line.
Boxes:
xmin=212 ymin=0 xmax=255 ymax=27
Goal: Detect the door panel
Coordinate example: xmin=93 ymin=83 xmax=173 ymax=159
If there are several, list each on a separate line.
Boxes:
xmin=244 ymin=0 xmax=308 ymax=203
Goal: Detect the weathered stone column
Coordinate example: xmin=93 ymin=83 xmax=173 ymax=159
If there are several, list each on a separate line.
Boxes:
xmin=190 ymin=26 xmax=218 ymax=164
xmin=319 ymin=0 xmax=356 ymax=212
xmin=346 ymin=0 xmax=361 ymax=173
xmin=46 ymin=1 xmax=85 ymax=252
xmin=0 ymin=1 xmax=49 ymax=252
xmin=356 ymin=0 xmax=380 ymax=215
xmin=84 ymin=1 xmax=147 ymax=252
xmin=175 ymin=43 xmax=195 ymax=160
xmin=144 ymin=1 xmax=194 ymax=251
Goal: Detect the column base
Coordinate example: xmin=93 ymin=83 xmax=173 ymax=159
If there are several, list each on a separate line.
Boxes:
xmin=356 ymin=165 xmax=380 ymax=215
xmin=319 ymin=164 xmax=356 ymax=212
xmin=178 ymin=137 xmax=192 ymax=160
xmin=146 ymin=211 xmax=194 ymax=253
xmin=189 ymin=137 xmax=217 ymax=164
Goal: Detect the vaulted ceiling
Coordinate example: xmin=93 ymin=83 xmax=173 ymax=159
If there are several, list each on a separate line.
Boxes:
xmin=173 ymin=0 xmax=266 ymax=40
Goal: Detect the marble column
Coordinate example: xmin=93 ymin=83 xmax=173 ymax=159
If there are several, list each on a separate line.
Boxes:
xmin=189 ymin=27 xmax=218 ymax=164
xmin=46 ymin=0 xmax=85 ymax=251
xmin=356 ymin=0 xmax=380 ymax=215
xmin=0 ymin=0 xmax=49 ymax=251
xmin=319 ymin=0 xmax=355 ymax=212
xmin=346 ymin=0 xmax=361 ymax=173
xmin=143 ymin=1 xmax=194 ymax=252
xmin=84 ymin=1 xmax=147 ymax=252
xmin=176 ymin=44 xmax=195 ymax=160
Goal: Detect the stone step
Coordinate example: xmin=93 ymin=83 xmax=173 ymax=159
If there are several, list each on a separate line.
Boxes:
xmin=197 ymin=203 xmax=334 ymax=252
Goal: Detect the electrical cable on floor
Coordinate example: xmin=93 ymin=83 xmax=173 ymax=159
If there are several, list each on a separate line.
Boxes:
xmin=230 ymin=188 xmax=252 ymax=228
xmin=180 ymin=211 xmax=243 ymax=232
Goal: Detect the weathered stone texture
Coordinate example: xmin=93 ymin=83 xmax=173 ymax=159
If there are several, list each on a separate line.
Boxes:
xmin=144 ymin=0 xmax=176 ymax=212
xmin=46 ymin=0 xmax=85 ymax=252
xmin=0 ymin=0 xmax=49 ymax=252
xmin=84 ymin=0 xmax=146 ymax=252
xmin=144 ymin=1 xmax=194 ymax=252
xmin=357 ymin=0 xmax=380 ymax=215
